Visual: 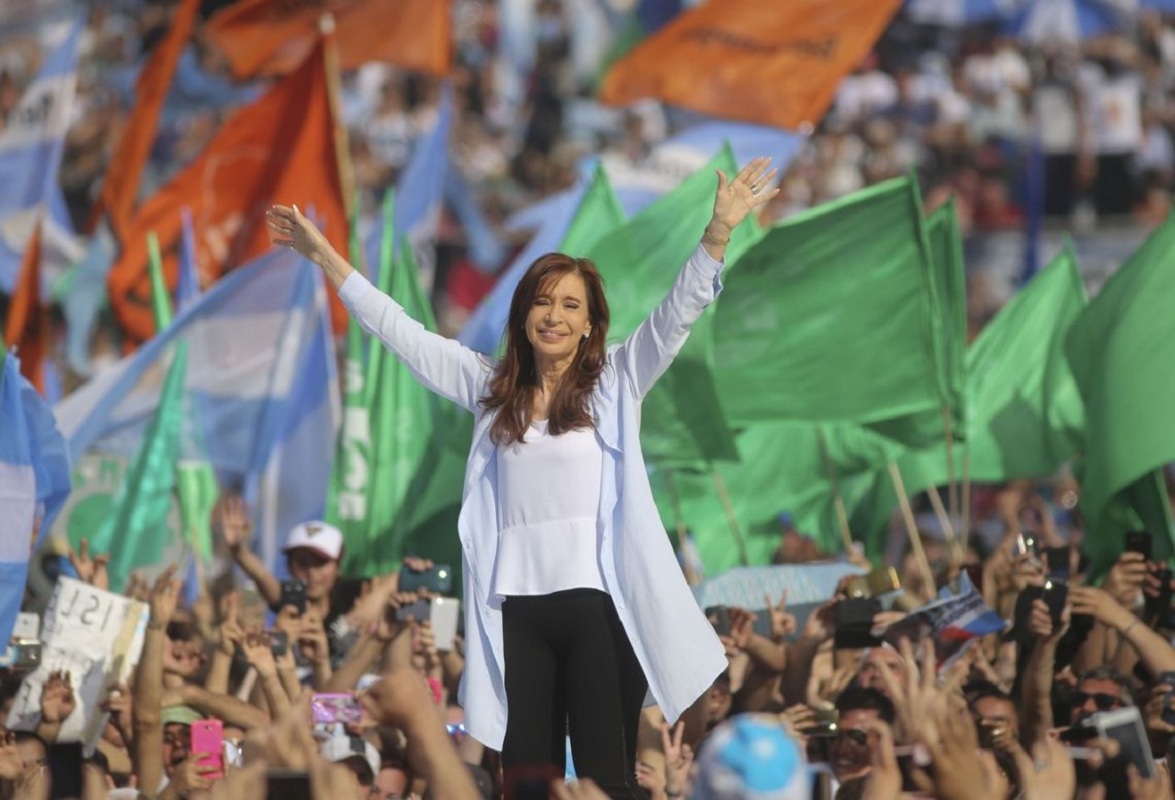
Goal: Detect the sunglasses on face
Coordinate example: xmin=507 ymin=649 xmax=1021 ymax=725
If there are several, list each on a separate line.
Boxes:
xmin=834 ymin=728 xmax=869 ymax=746
xmin=1072 ymin=692 xmax=1121 ymax=711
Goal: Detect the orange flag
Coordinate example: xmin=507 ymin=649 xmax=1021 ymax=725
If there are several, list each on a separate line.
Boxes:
xmin=90 ymin=0 xmax=200 ymax=240
xmin=600 ymin=0 xmax=904 ymax=131
xmin=107 ymin=41 xmax=347 ymax=342
xmin=205 ymin=0 xmax=451 ymax=79
xmin=4 ymin=217 xmax=46 ymax=393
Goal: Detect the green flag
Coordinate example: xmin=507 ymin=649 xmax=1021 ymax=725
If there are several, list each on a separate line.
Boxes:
xmin=331 ymin=191 xmax=466 ymax=578
xmin=848 ymin=246 xmax=1088 ymax=558
xmin=713 ymin=177 xmax=945 ymax=446
xmin=560 ymin=164 xmax=627 ymax=257
xmin=587 ymin=147 xmax=754 ymax=466
xmin=869 ymin=200 xmax=967 ymax=447
xmin=653 ymin=421 xmax=901 ymax=572
xmin=91 ymin=244 xmax=185 ymax=590
xmin=1066 ymin=213 xmax=1175 ymax=564
xmin=896 ymin=245 xmax=1087 ymax=497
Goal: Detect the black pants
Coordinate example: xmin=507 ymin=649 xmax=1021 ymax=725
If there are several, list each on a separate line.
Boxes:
xmin=502 ymin=589 xmax=649 ymax=800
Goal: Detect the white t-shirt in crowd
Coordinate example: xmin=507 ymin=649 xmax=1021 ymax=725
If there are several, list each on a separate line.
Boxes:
xmin=492 ymin=419 xmax=607 ymax=597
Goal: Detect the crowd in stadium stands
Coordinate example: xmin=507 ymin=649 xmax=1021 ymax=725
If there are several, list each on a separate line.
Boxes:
xmin=4 ymin=2 xmax=1175 ymax=799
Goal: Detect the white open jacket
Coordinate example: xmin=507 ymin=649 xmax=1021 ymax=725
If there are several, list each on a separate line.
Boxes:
xmin=338 ymin=243 xmax=728 ymax=750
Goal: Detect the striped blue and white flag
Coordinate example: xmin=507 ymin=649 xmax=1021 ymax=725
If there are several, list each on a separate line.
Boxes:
xmin=0 ymin=18 xmax=82 ymax=292
xmin=0 ymin=352 xmax=71 ymax=642
xmin=52 ymin=250 xmax=339 ymax=576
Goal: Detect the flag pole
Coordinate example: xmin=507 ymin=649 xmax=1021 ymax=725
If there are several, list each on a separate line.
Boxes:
xmin=926 ymin=484 xmax=960 ymax=559
xmin=962 ymin=447 xmax=972 ymax=550
xmin=711 ymin=471 xmax=749 ymax=566
xmin=815 ymin=427 xmax=855 ymax=554
xmin=942 ymin=405 xmax=958 ymax=529
xmin=887 ymin=462 xmax=936 ymax=599
xmin=319 ymin=13 xmax=357 ymax=226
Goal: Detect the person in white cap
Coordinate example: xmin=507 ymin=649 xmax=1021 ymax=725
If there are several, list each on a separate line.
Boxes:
xmin=320 ymin=734 xmax=381 ymax=800
xmin=214 ymin=497 xmax=349 ymax=666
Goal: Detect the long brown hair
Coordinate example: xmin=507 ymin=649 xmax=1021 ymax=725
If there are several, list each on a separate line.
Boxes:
xmin=480 ymin=253 xmax=610 ymax=445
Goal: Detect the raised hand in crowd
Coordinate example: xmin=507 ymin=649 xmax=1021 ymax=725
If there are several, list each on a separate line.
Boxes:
xmin=38 ymin=670 xmax=75 ymax=725
xmin=360 ymin=667 xmax=480 ymax=799
xmin=1104 ymin=551 xmax=1150 ymax=606
xmin=298 ymin=609 xmax=333 ymax=687
xmin=765 ymin=589 xmax=797 ymax=641
xmin=99 ymin=681 xmax=133 ymax=744
xmin=660 ymin=720 xmax=692 ymax=800
xmin=66 ymin=537 xmax=110 ymax=591
xmin=214 ymin=495 xmax=282 ymax=609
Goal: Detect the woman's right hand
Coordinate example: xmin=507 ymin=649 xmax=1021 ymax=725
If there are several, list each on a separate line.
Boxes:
xmin=266 ymin=205 xmax=332 ymax=263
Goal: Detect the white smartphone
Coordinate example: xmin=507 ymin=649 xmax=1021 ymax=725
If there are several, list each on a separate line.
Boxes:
xmin=1093 ymin=706 xmax=1156 ymax=779
xmin=430 ymin=597 xmax=460 ymax=652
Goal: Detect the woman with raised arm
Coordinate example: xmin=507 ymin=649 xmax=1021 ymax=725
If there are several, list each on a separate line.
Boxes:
xmin=266 ymin=157 xmax=779 ymax=800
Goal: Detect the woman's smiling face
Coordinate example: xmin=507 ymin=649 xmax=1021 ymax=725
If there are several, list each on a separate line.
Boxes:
xmin=525 ymin=270 xmax=592 ymax=367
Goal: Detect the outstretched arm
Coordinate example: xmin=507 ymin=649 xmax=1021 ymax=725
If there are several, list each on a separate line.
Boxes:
xmin=619 ymin=158 xmax=778 ymax=400
xmin=267 ymin=204 xmax=489 ymax=412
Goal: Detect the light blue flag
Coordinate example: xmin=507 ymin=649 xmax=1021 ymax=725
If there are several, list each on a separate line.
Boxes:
xmin=52 ymin=249 xmax=339 ymax=576
xmin=0 ymin=18 xmax=82 ymax=292
xmin=365 ymin=85 xmax=453 ymax=286
xmin=59 ymin=221 xmax=115 ymax=377
xmin=0 ymin=353 xmax=71 ymax=642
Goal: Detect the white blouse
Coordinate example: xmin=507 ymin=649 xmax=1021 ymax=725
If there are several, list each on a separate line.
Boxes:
xmin=491 ymin=419 xmax=607 ymax=597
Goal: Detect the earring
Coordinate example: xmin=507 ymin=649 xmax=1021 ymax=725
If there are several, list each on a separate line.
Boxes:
xmin=583 ymin=331 xmax=590 ymax=338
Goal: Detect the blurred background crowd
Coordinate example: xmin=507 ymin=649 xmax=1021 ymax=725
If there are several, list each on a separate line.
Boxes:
xmin=2 ymin=0 xmax=1174 ymax=356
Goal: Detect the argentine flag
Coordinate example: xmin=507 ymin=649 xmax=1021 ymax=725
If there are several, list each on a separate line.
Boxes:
xmin=0 ymin=18 xmax=82 ymax=292
xmin=53 ymin=249 xmax=340 ymax=577
xmin=0 ymin=353 xmax=71 ymax=643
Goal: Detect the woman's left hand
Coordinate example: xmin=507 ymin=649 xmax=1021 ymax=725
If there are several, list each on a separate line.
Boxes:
xmin=709 ymin=156 xmax=780 ymax=237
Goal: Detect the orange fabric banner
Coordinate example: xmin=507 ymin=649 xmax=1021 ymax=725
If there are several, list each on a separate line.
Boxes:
xmin=205 ymin=0 xmax=451 ymax=79
xmin=107 ymin=42 xmax=347 ymax=342
xmin=90 ymin=0 xmax=200 ymax=240
xmin=4 ymin=218 xmax=45 ymax=394
xmin=600 ymin=0 xmax=904 ymax=131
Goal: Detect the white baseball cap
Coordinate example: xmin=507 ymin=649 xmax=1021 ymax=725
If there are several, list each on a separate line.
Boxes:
xmin=320 ymin=734 xmax=380 ymax=779
xmin=282 ymin=521 xmax=344 ymax=561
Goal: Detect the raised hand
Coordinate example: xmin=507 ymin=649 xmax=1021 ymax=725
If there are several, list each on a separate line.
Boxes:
xmin=709 ymin=156 xmax=780 ymax=237
xmin=861 ymin=719 xmax=901 ymax=800
xmin=0 ymin=732 xmax=23 ymax=779
xmin=168 ymin=756 xmax=219 ymax=797
xmin=99 ymin=682 xmax=133 ymax=739
xmin=213 ymin=495 xmax=253 ymax=554
xmin=266 ymin=205 xmax=333 ymax=264
xmin=218 ymin=592 xmax=245 ymax=657
xmin=765 ymin=590 xmax=797 ymax=641
xmin=241 ymin=627 xmax=279 ymax=679
xmin=149 ymin=565 xmax=181 ymax=630
xmin=660 ymin=721 xmax=692 ymax=799
xmin=298 ymin=611 xmax=331 ymax=669
xmin=67 ymin=538 xmax=110 ymax=590
xmin=40 ymin=670 xmax=77 ymax=723
xmin=1104 ymin=552 xmax=1148 ymax=605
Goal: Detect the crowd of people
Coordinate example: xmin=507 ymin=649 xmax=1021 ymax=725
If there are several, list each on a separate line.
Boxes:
xmin=4 ymin=1 xmax=1175 ymax=352
xmin=4 ymin=483 xmax=1175 ymax=799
